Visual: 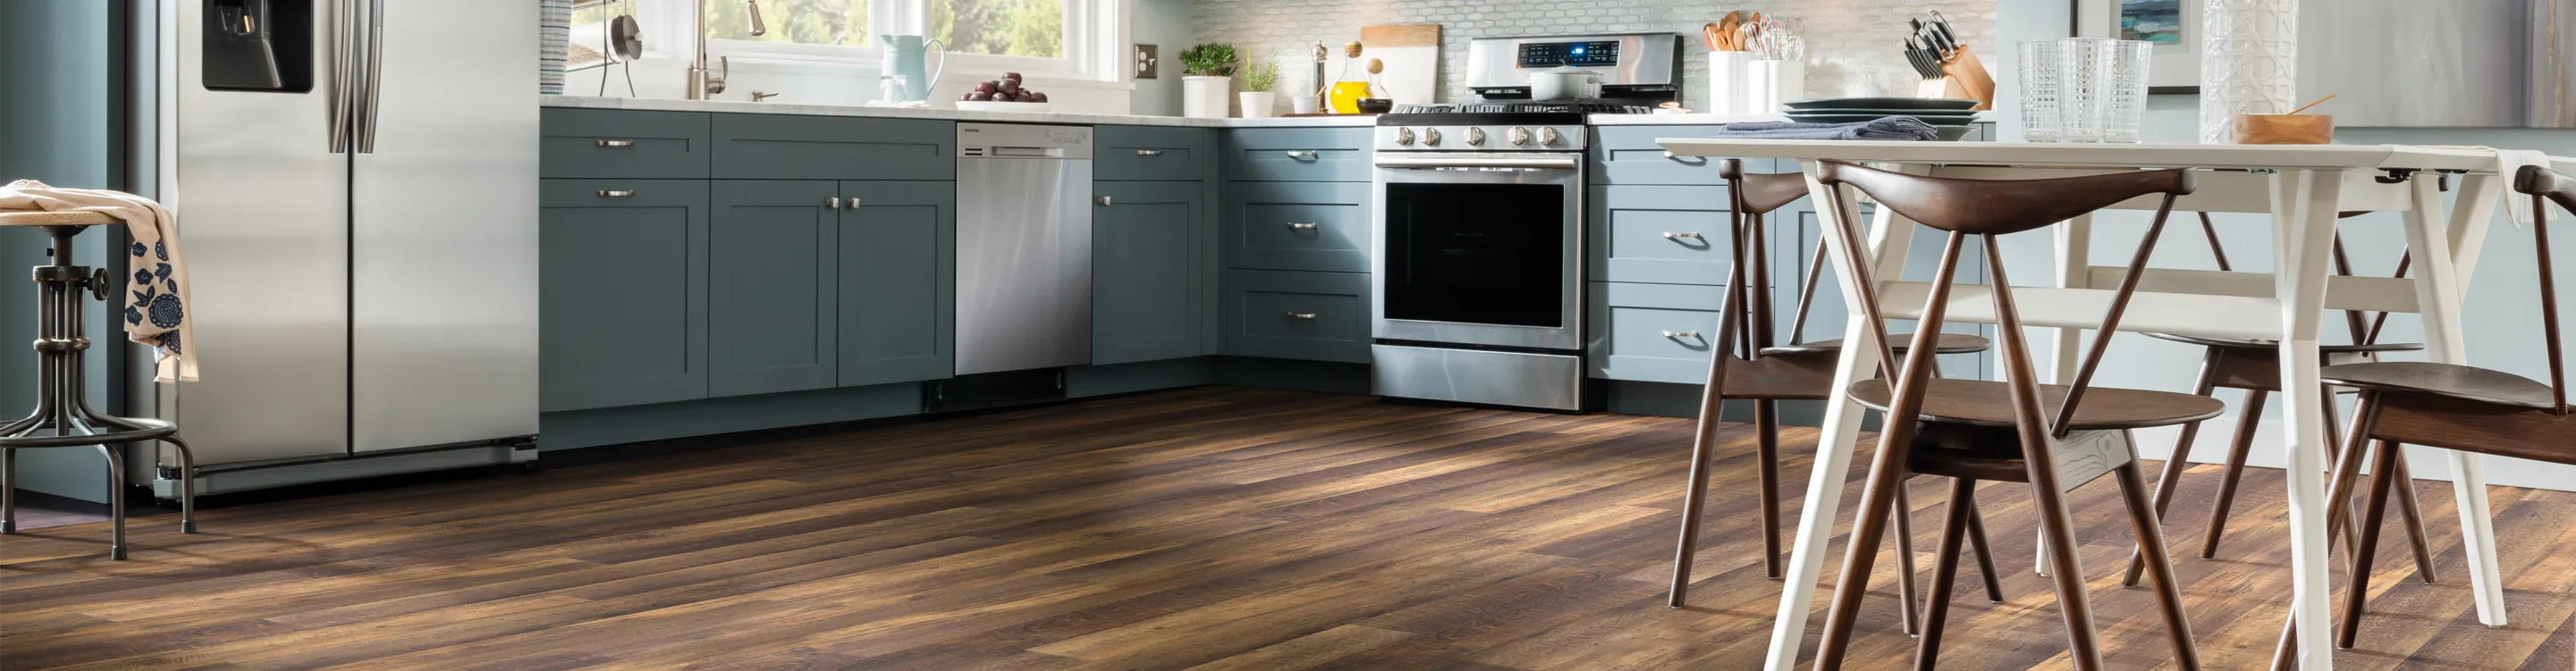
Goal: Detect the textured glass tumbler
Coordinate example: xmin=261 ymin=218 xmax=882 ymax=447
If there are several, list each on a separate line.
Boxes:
xmin=2057 ymin=38 xmax=2112 ymax=143
xmin=2018 ymin=40 xmax=2065 ymax=142
xmin=2100 ymin=40 xmax=2153 ymax=143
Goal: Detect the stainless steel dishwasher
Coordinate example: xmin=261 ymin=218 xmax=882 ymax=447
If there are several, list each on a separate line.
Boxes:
xmin=954 ymin=123 xmax=1094 ymax=376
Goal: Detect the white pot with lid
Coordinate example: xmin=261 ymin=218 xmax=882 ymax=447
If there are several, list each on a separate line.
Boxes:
xmin=1529 ymin=64 xmax=1603 ymax=101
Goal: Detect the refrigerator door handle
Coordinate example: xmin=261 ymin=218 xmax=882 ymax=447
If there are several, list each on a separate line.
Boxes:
xmin=327 ymin=0 xmax=356 ymax=153
xmin=357 ymin=0 xmax=387 ymax=154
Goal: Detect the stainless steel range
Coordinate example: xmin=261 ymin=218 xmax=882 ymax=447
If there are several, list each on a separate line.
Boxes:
xmin=1369 ymin=33 xmax=1681 ymax=412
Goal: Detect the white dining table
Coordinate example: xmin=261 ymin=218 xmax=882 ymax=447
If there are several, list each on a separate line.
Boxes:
xmin=1653 ymin=138 xmax=2565 ymax=670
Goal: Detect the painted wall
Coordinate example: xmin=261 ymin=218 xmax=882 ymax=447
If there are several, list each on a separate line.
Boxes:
xmin=1185 ymin=0 xmax=1997 ymax=111
xmin=1995 ymin=0 xmax=2576 ymax=492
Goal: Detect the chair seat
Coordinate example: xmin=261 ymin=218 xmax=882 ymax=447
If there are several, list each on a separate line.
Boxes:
xmin=1720 ymin=352 xmax=1840 ymax=400
xmin=0 ymin=211 xmax=117 ymax=227
xmin=2144 ymin=332 xmax=2423 ymax=355
xmin=2320 ymin=362 xmax=2561 ymax=410
xmin=1847 ymin=378 xmax=2226 ymax=431
xmin=1761 ymin=332 xmax=1993 ymax=357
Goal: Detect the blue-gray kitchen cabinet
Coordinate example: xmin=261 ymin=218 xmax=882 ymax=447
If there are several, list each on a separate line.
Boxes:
xmin=1093 ymin=181 xmax=1206 ymax=365
xmin=1096 ymin=126 xmax=1217 ymax=182
xmin=1223 ymin=181 xmax=1372 ymax=273
xmin=1588 ymin=184 xmax=1742 ymax=285
xmin=1588 ymin=126 xmax=1751 ymax=185
xmin=1222 ymin=269 xmax=1372 ymax=364
xmin=541 ymin=108 xmax=711 ymax=180
xmin=712 ymin=113 xmax=956 ymax=180
xmin=538 ymin=179 xmax=709 ymax=412
xmin=708 ymin=180 xmax=841 ymax=398
xmin=1587 ymin=281 xmax=1731 ymax=384
xmin=836 ymin=181 xmax=956 ymax=387
xmin=1224 ymin=127 xmax=1373 ymax=182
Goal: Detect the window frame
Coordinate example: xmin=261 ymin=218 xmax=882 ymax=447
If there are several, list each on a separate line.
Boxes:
xmin=643 ymin=0 xmax=1122 ymax=83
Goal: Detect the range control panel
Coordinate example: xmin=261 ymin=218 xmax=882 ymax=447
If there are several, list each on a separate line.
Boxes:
xmin=1517 ymin=40 xmax=1620 ymax=68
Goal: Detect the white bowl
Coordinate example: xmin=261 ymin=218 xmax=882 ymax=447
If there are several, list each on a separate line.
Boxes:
xmin=955 ymin=101 xmax=1052 ymax=113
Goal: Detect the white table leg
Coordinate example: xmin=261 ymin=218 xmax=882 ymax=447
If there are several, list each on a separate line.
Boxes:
xmin=2402 ymin=176 xmax=2508 ymax=626
xmin=1762 ymin=163 xmax=1912 ymax=671
xmin=2275 ymin=169 xmax=2344 ymax=669
xmin=2033 ymin=213 xmax=2094 ymax=576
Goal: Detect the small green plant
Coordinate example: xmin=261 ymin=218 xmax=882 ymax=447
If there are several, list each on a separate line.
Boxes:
xmin=1242 ymin=50 xmax=1281 ymax=92
xmin=1178 ymin=43 xmax=1237 ymax=78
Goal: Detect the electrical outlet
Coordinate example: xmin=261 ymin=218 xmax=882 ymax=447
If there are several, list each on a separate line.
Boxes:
xmin=1134 ymin=45 xmax=1160 ymax=80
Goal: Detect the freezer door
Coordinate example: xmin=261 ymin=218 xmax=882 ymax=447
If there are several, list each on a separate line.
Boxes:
xmin=348 ymin=0 xmax=539 ymax=452
xmin=164 ymin=0 xmax=353 ymax=466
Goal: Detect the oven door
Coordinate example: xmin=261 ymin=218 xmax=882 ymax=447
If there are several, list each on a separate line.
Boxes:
xmin=1372 ymin=153 xmax=1584 ymax=351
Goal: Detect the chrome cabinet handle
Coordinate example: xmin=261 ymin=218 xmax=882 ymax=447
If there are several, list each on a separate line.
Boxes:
xmin=1661 ymin=231 xmax=1703 ymax=240
xmin=1285 ymin=150 xmax=1320 ymax=160
xmin=827 ymin=197 xmax=842 ymax=209
xmin=596 ymin=189 xmax=636 ymax=198
xmin=596 ymin=139 xmax=637 ymax=147
xmin=1662 ymin=330 xmax=1702 ymax=340
xmin=1098 ymin=196 xmax=1113 ymax=206
xmin=1285 ymin=222 xmax=1319 ymax=231
xmin=1136 ymin=149 xmax=1164 ymax=156
xmin=1286 ymin=312 xmax=1317 ymax=320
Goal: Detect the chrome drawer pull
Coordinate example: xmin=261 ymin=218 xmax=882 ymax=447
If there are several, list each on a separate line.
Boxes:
xmin=595 ymin=189 xmax=636 ymax=197
xmin=827 ymin=197 xmax=842 ymax=209
xmin=1136 ymin=149 xmax=1164 ymax=156
xmin=1286 ymin=312 xmax=1317 ymax=320
xmin=1285 ymin=150 xmax=1320 ymax=160
xmin=1286 ymin=222 xmax=1320 ymax=231
xmin=1661 ymin=231 xmax=1703 ymax=240
xmin=1661 ymin=330 xmax=1702 ymax=340
xmin=596 ymin=139 xmax=636 ymax=147
xmin=1097 ymin=196 xmax=1113 ymax=206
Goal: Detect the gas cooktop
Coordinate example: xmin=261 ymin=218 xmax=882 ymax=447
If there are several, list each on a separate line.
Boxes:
xmin=1377 ymin=102 xmax=1660 ymax=127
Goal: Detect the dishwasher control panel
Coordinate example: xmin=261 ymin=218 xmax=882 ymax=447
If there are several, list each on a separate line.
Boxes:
xmin=959 ymin=122 xmax=1094 ymax=159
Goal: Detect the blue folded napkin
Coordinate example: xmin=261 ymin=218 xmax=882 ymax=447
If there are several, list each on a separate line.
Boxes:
xmin=1715 ymin=117 xmax=1942 ymax=141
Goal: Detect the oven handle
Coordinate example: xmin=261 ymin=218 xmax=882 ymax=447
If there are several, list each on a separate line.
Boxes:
xmin=1372 ymin=155 xmax=1582 ymax=171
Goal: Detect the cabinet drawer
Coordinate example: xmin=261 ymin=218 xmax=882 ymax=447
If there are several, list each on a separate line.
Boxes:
xmin=1226 ymin=128 xmax=1372 ymax=182
xmin=541 ymin=108 xmax=710 ymax=180
xmin=713 ymin=113 xmax=955 ymax=180
xmin=1590 ymin=185 xmax=1742 ymax=285
xmin=1588 ymin=281 xmax=1728 ymax=383
xmin=1224 ymin=270 xmax=1371 ymax=363
xmin=1097 ymin=126 xmax=1216 ymax=181
xmin=1589 ymin=126 xmax=1766 ymax=185
xmin=1226 ymin=181 xmax=1371 ymax=273
xmin=538 ymin=180 xmax=710 ymax=411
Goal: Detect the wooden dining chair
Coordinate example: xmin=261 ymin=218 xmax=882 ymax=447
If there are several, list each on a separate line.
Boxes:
xmin=1667 ymin=160 xmax=2003 ymax=625
xmin=2122 ymin=213 xmax=2438 ymax=589
xmin=1805 ymin=161 xmax=2214 ymax=670
xmin=2259 ymin=164 xmax=2576 ymax=662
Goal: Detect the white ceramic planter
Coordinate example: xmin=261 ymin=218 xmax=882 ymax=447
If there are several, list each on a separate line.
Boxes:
xmin=1183 ymin=76 xmax=1232 ymax=119
xmin=1238 ymin=91 xmax=1278 ymax=119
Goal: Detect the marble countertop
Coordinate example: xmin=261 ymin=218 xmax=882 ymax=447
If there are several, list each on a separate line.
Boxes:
xmin=542 ymin=96 xmax=1378 ymax=128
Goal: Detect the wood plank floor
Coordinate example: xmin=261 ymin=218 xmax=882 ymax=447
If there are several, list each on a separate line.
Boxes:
xmin=4 ymin=387 xmax=2572 ymax=670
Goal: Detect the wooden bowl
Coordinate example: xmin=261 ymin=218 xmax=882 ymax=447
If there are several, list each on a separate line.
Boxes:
xmin=2237 ymin=113 xmax=2333 ymax=145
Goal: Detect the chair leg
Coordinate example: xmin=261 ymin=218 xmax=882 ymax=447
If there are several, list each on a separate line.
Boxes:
xmin=1666 ymin=403 xmax=1722 ymax=608
xmin=2386 ymin=446 xmax=2435 ymax=583
xmin=2 ymin=448 xmax=14 ymax=534
xmin=1896 ymin=481 xmax=1923 ymax=636
xmin=2202 ymin=390 xmax=2268 ymax=558
xmin=2030 ymin=474 xmax=2106 ymax=670
xmin=1914 ymin=477 xmax=1977 ymax=670
xmin=2338 ymin=440 xmax=2403 ymax=650
xmin=165 ymin=435 xmax=198 ymax=533
xmin=2322 ymin=386 xmax=2366 ymax=559
xmin=1757 ymin=399 xmax=1783 ymax=580
xmin=2127 ymin=348 xmax=2222 ymax=587
xmin=2116 ymin=460 xmax=2203 ymax=670
xmin=1964 ymin=490 xmax=2005 ymax=603
xmin=97 ymin=444 xmax=125 ymax=560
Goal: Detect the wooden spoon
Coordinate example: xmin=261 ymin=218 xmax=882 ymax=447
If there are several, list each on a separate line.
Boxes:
xmin=1716 ymin=12 xmax=1743 ymax=51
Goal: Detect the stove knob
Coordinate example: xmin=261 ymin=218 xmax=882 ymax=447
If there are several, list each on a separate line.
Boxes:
xmin=1423 ymin=128 xmax=1442 ymax=147
xmin=1395 ymin=127 xmax=1416 ymax=146
xmin=1509 ymin=127 xmax=1533 ymax=147
xmin=1540 ymin=127 xmax=1563 ymax=146
xmin=1465 ymin=127 xmax=1488 ymax=147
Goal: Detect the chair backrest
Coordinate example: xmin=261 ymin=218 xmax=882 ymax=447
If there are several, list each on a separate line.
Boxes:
xmin=2513 ymin=164 xmax=2573 ymax=415
xmin=1813 ymin=160 xmax=2196 ymax=438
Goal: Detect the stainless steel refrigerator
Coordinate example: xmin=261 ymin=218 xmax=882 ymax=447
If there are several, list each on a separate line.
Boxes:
xmin=147 ymin=0 xmax=536 ymax=490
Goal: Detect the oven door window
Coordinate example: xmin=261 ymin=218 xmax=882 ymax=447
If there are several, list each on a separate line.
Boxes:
xmin=1382 ymin=181 xmax=1566 ymax=328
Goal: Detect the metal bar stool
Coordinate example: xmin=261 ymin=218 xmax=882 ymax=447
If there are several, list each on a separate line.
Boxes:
xmin=0 ymin=211 xmax=197 ymax=559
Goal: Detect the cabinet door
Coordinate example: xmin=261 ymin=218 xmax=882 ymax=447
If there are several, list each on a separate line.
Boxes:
xmin=1093 ymin=181 xmax=1204 ymax=365
xmin=539 ymin=180 xmax=709 ymax=411
xmin=709 ymin=180 xmax=840 ymax=397
xmin=837 ymin=181 xmax=955 ymax=387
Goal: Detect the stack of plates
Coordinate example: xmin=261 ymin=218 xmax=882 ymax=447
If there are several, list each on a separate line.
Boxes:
xmin=1782 ymin=97 xmax=1981 ymax=140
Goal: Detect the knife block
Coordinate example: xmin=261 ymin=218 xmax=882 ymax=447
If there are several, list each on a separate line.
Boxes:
xmin=1937 ymin=46 xmax=1997 ymax=110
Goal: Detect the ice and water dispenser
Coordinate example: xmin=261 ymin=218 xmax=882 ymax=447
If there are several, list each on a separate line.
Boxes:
xmin=202 ymin=0 xmax=312 ymax=92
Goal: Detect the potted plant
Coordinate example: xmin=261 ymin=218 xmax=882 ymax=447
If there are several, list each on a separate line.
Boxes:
xmin=1178 ymin=43 xmax=1237 ymax=119
xmin=1238 ymin=50 xmax=1281 ymax=118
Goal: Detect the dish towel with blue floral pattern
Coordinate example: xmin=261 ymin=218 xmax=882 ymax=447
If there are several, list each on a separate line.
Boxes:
xmin=0 ymin=180 xmax=197 ymax=382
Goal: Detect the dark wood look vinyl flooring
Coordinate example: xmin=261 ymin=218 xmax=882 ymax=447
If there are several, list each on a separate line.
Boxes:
xmin=4 ymin=387 xmax=2573 ymax=670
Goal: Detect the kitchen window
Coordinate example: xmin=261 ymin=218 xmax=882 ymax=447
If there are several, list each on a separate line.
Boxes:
xmin=627 ymin=0 xmax=1118 ymax=82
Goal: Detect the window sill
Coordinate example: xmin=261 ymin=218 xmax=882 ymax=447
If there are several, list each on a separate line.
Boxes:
xmin=714 ymin=54 xmax=1134 ymax=91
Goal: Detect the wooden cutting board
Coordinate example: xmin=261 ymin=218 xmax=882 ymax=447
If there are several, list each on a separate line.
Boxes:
xmin=1352 ymin=24 xmax=1440 ymax=105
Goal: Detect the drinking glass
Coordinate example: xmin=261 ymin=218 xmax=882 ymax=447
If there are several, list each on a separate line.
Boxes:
xmin=2099 ymin=40 xmax=2153 ymax=143
xmin=2018 ymin=40 xmax=2065 ymax=142
xmin=2057 ymin=38 xmax=2112 ymax=142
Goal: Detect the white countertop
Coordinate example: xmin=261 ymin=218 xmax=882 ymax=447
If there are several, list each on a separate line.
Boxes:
xmin=541 ymin=96 xmax=1889 ymax=128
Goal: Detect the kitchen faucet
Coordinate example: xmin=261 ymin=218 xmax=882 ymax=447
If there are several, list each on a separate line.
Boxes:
xmin=689 ymin=0 xmax=767 ymax=100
